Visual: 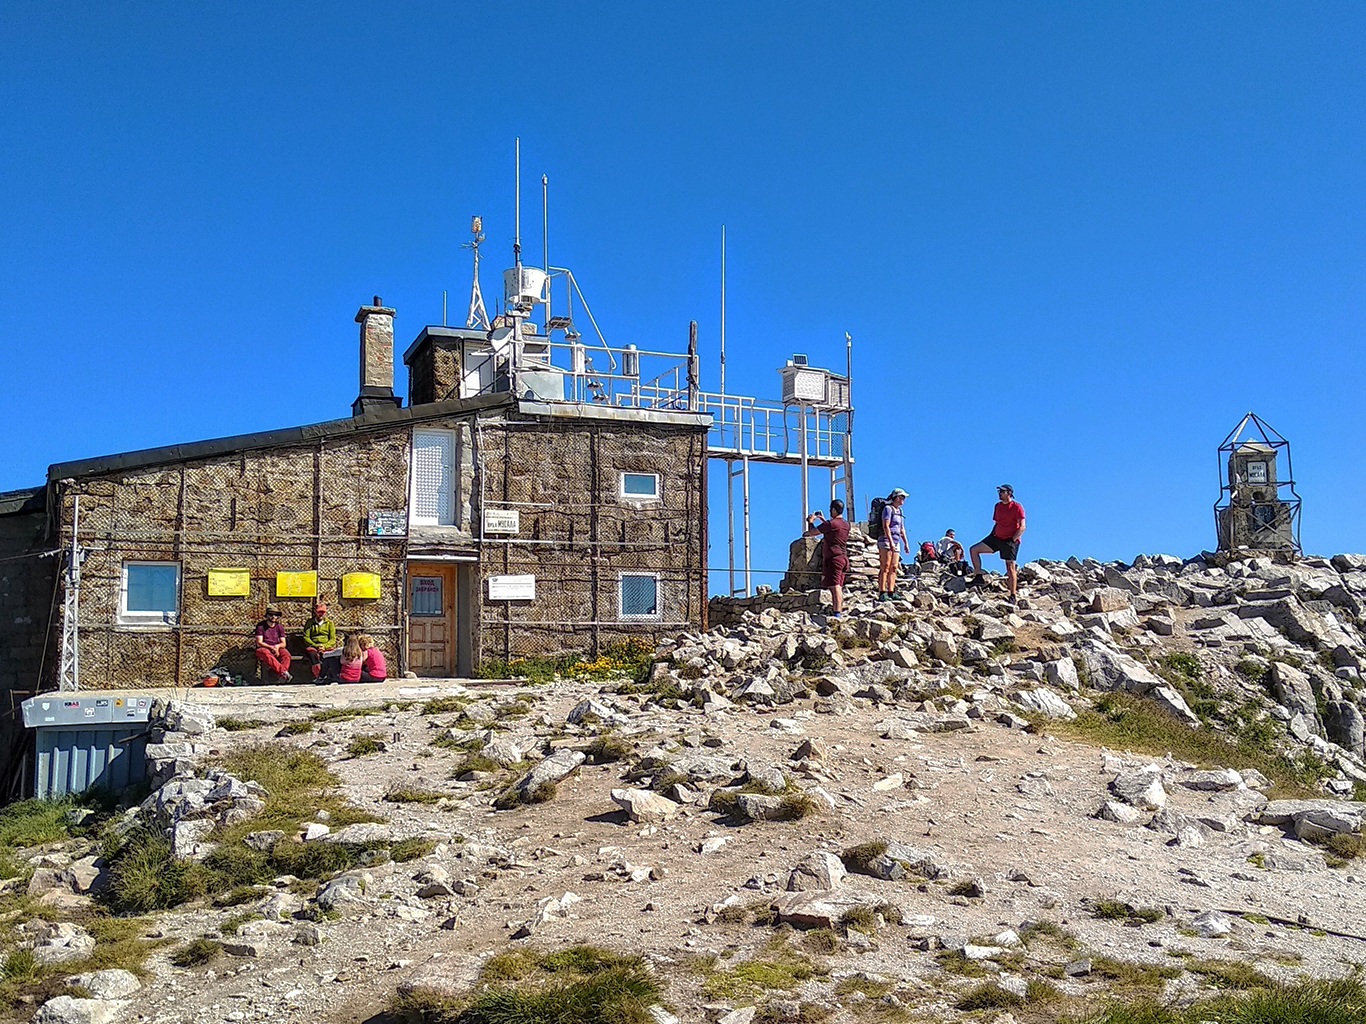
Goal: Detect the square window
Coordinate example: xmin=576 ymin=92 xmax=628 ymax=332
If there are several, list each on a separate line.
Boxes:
xmin=619 ymin=574 xmax=659 ymax=619
xmin=620 ymin=472 xmax=660 ymax=500
xmin=121 ymin=563 xmax=180 ymax=625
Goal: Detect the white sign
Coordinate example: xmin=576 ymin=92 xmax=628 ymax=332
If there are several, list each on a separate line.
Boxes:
xmin=483 ymin=509 xmax=521 ymax=534
xmin=1246 ymin=461 xmax=1268 ymax=484
xmin=488 ymin=574 xmax=536 ymax=601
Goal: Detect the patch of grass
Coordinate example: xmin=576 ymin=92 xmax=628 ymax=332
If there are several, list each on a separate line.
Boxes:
xmin=841 ymin=906 xmax=879 ymax=935
xmin=213 ymin=884 xmax=267 ymax=907
xmin=946 ymin=880 xmax=980 ymax=898
xmin=311 ymin=706 xmax=386 ymax=724
xmin=1081 ymin=976 xmax=1366 ymax=1024
xmin=0 ymin=799 xmax=77 ymax=849
xmin=935 ymin=951 xmax=988 ymax=978
xmin=391 ymin=838 xmax=438 ymax=863
xmin=776 ymin=792 xmax=819 ymax=821
xmin=216 ymin=717 xmax=262 ymax=732
xmin=1163 ymin=652 xmax=1203 ymax=681
xmin=1090 ymin=956 xmax=1183 ymax=991
xmin=701 ymin=951 xmax=824 ymax=1000
xmin=802 ymin=929 xmax=841 ymax=954
xmin=493 ymin=780 xmax=557 ymax=810
xmin=1186 ymin=958 xmax=1275 ymax=990
xmin=384 ymin=786 xmax=443 ymax=805
xmin=1026 ymin=979 xmax=1063 ymax=1004
xmin=477 ymin=653 xmax=581 ymax=685
xmin=584 ymin=734 xmax=632 ymax=764
xmin=394 ymin=944 xmax=661 ymax=1024
xmin=2 ymin=949 xmax=36 ymax=982
xmin=1235 ymin=659 xmax=1270 ymax=685
xmin=956 ymin=982 xmax=1023 ymax=1011
xmin=346 ymin=733 xmax=386 ymax=757
xmin=1094 ymin=899 xmax=1132 ymax=920
xmin=277 ymin=720 xmax=315 ymax=736
xmin=171 ymin=938 xmax=222 ymax=967
xmin=1309 ymin=830 xmax=1366 ymax=865
xmin=453 ymin=754 xmax=502 ymax=776
xmin=422 ymin=696 xmax=468 ymax=715
xmin=1061 ymin=691 xmax=1326 ymax=796
xmin=835 ymin=976 xmax=894 ymax=999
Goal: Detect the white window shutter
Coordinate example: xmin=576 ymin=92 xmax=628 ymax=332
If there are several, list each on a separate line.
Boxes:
xmin=411 ymin=431 xmax=455 ymax=526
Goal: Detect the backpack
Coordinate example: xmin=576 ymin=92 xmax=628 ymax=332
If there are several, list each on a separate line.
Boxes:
xmin=918 ymin=541 xmax=939 ymax=564
xmin=868 ymin=497 xmax=887 ymax=539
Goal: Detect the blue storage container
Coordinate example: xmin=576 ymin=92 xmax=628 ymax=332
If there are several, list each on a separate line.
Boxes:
xmin=21 ymin=694 xmax=153 ymax=799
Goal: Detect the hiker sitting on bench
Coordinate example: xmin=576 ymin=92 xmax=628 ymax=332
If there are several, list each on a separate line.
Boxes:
xmin=254 ymin=606 xmax=293 ymax=683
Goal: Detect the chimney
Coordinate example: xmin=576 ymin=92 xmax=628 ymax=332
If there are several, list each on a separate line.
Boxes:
xmin=353 ymin=296 xmax=403 ymax=417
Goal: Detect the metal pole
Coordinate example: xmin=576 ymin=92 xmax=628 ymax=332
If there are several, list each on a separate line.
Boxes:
xmin=799 ymin=404 xmax=809 ymax=529
xmin=542 ymin=174 xmax=550 ymax=333
xmin=719 ymin=224 xmax=726 ymax=396
xmin=514 ymin=137 xmax=521 ymax=270
xmin=727 ymin=460 xmax=736 ymax=596
xmin=844 ymin=332 xmax=855 ymax=512
xmin=742 ymin=455 xmax=752 ymax=596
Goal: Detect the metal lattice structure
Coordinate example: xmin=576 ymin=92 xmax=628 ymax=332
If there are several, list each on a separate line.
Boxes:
xmin=1213 ymin=412 xmax=1303 ymax=555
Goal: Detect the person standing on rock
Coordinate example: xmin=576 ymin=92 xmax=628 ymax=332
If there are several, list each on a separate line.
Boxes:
xmin=805 ymin=498 xmax=851 ymax=619
xmin=877 ymin=488 xmax=910 ymax=601
xmin=970 ymin=484 xmax=1026 ymax=601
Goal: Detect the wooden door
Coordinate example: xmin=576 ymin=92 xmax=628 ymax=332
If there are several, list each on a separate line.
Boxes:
xmin=408 ymin=566 xmax=454 ymax=676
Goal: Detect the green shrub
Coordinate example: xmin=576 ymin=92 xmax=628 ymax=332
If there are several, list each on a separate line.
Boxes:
xmin=277 ymin=721 xmax=314 ymax=736
xmin=170 ymin=938 xmax=221 ymax=967
xmin=346 ymin=733 xmax=386 ymax=757
xmin=390 ymin=839 xmax=437 ymax=863
xmin=2 ymin=948 xmax=36 ymax=982
xmin=956 ymin=982 xmax=1023 ymax=1011
xmin=841 ymin=840 xmax=888 ymax=874
xmin=384 ymin=786 xmax=443 ymax=805
xmin=0 ymin=799 xmax=76 ymax=849
xmin=585 ymin=734 xmax=632 ymax=763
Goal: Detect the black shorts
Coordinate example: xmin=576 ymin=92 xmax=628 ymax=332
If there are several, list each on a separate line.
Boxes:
xmin=980 ymin=534 xmax=1020 ymax=562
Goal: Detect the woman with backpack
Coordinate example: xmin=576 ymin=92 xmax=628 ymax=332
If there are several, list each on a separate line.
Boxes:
xmin=875 ymin=488 xmax=910 ymax=601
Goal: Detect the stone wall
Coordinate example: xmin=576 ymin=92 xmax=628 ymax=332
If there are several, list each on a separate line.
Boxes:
xmin=473 ymin=411 xmax=708 ymax=662
xmin=407 ymin=339 xmax=463 ymax=406
xmin=779 ymin=526 xmax=881 ymax=592
xmin=52 ymin=431 xmax=410 ymax=688
xmin=0 ymin=491 xmax=56 ymax=694
xmin=707 ymin=588 xmax=830 ymax=628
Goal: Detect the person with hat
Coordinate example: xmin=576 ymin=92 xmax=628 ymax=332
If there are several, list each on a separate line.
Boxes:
xmin=970 ymin=483 xmax=1027 ymax=601
xmin=254 ymin=606 xmax=292 ymax=683
xmin=302 ymin=602 xmax=337 ymax=681
xmin=878 ymin=488 xmax=911 ymax=601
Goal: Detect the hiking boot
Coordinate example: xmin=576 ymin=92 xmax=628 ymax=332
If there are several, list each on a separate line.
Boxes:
xmin=279 ymin=671 xmax=293 ymax=683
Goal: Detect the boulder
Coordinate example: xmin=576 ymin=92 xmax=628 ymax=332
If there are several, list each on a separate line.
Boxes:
xmin=1269 ymin=662 xmax=1320 ymax=724
xmin=1010 ymin=687 xmax=1075 ymax=720
xmin=610 ymin=788 xmax=680 ymax=824
xmin=1043 ymin=658 xmax=1080 ymax=690
xmin=34 ymin=997 xmax=123 ymax=1024
xmin=1150 ymin=686 xmax=1200 ymax=728
xmin=1097 ymin=800 xmax=1143 ymax=824
xmin=1324 ymin=702 xmax=1366 ymax=756
xmin=502 ymin=749 xmax=585 ymax=804
xmin=1089 ymin=588 xmax=1132 ymax=613
xmin=1191 ymin=911 xmax=1234 ymax=938
xmin=1079 ymin=641 xmax=1162 ymax=694
xmin=67 ymin=970 xmax=139 ymax=999
xmin=1111 ymin=768 xmax=1166 ymax=810
xmin=1178 ymin=769 xmax=1243 ymax=792
xmin=159 ymin=700 xmax=217 ymax=736
xmin=786 ymin=851 xmax=846 ymax=892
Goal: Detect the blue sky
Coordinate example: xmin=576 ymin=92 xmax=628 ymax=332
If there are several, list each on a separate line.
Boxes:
xmin=3 ymin=3 xmax=1363 ymax=591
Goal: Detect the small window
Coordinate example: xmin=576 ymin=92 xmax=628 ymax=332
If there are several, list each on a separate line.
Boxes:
xmin=619 ymin=573 xmax=659 ymax=619
xmin=120 ymin=562 xmax=180 ymax=625
xmin=620 ymin=472 xmax=660 ymax=501
xmin=410 ymin=576 xmax=444 ymax=616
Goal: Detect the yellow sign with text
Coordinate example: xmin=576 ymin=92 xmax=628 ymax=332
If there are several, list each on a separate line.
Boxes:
xmin=342 ymin=572 xmax=382 ymax=600
xmin=275 ymin=571 xmax=318 ymax=598
xmin=207 ymin=569 xmax=251 ymax=597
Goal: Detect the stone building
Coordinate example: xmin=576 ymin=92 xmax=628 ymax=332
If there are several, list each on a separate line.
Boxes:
xmin=14 ymin=299 xmax=709 ymax=693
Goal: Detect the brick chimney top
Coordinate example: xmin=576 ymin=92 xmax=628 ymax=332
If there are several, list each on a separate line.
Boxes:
xmin=353 ymin=298 xmax=402 ymax=417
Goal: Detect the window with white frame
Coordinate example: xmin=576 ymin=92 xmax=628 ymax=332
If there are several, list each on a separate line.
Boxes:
xmin=619 ymin=573 xmax=660 ymax=619
xmin=619 ymin=472 xmax=660 ymax=501
xmin=410 ymin=429 xmax=456 ymax=526
xmin=120 ymin=562 xmax=180 ymax=625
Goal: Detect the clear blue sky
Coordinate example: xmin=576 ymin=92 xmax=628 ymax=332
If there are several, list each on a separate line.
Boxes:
xmin=3 ymin=3 xmax=1364 ymax=592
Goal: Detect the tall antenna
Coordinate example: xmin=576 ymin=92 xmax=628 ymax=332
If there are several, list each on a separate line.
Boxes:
xmin=463 ymin=216 xmax=490 ymax=330
xmin=514 ymin=137 xmax=522 ymax=272
xmin=542 ymin=174 xmax=550 ymax=333
xmin=720 ymin=224 xmax=726 ymax=396
xmin=58 ymin=496 xmax=83 ymax=692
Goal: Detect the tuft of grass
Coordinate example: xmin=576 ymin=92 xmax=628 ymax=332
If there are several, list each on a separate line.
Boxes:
xmin=840 ymin=906 xmax=879 ymax=935
xmin=802 ymin=929 xmax=841 ymax=954
xmin=702 ymin=953 xmax=824 ymax=1000
xmin=1163 ymin=652 xmax=1203 ymax=681
xmin=453 ymin=754 xmax=501 ymax=776
xmin=2 ymin=949 xmax=36 ymax=982
xmin=841 ymin=841 xmax=889 ymax=874
xmin=384 ymin=786 xmax=443 ymax=805
xmin=1186 ymin=958 xmax=1275 ymax=990
xmin=346 ymin=733 xmax=386 ymax=757
xmin=776 ymin=792 xmax=819 ymax=821
xmin=0 ymin=799 xmax=76 ymax=849
xmin=1094 ymin=899 xmax=1131 ymax=920
xmin=278 ymin=720 xmax=315 ymax=736
xmin=216 ymin=717 xmax=262 ymax=732
xmin=956 ymin=983 xmax=1023 ymax=1011
xmin=422 ymin=696 xmax=468 ymax=715
xmin=219 ymin=911 xmax=264 ymax=935
xmin=1081 ymin=976 xmax=1366 ymax=1024
xmin=391 ymin=838 xmax=438 ymax=863
xmin=170 ymin=938 xmax=221 ymax=967
xmin=585 ymin=734 xmax=632 ymax=764
xmin=492 ymin=779 xmax=558 ymax=811
xmin=311 ymin=706 xmax=385 ymax=724
xmin=835 ymin=976 xmax=894 ymax=999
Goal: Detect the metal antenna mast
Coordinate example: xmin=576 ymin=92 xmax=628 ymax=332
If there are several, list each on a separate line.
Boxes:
xmin=58 ymin=496 xmax=83 ymax=692
xmin=463 ymin=216 xmax=490 ymax=330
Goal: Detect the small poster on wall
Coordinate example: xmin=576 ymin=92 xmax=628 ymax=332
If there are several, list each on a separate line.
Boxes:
xmin=276 ymin=571 xmax=318 ymax=598
xmin=342 ymin=572 xmax=382 ymax=599
xmin=207 ymin=569 xmax=251 ymax=597
xmin=487 ymin=574 xmax=536 ymax=601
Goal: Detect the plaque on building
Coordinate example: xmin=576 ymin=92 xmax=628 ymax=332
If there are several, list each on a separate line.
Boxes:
xmin=487 ymin=574 xmax=535 ymax=601
xmin=207 ymin=568 xmax=251 ymax=597
xmin=483 ymin=509 xmax=520 ymax=534
xmin=342 ymin=572 xmax=382 ymax=599
xmin=276 ymin=571 xmax=318 ymax=598
xmin=367 ymin=510 xmax=407 ymax=536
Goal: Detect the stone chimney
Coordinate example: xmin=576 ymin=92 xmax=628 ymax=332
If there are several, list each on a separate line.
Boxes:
xmin=353 ymin=296 xmax=404 ymax=417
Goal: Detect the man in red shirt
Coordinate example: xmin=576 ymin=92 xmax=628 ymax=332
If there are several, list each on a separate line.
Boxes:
xmin=970 ymin=484 xmax=1026 ymax=601
xmin=805 ymin=498 xmax=851 ymax=618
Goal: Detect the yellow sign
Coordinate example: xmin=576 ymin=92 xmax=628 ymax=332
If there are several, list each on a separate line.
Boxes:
xmin=275 ymin=571 xmax=318 ymax=598
xmin=208 ymin=569 xmax=251 ymax=597
xmin=342 ymin=572 xmax=382 ymax=600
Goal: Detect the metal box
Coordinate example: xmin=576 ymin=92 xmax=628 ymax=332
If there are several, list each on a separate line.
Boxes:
xmin=22 ymin=694 xmax=152 ymax=799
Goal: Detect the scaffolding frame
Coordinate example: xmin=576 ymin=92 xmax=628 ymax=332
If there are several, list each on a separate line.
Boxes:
xmin=1212 ymin=411 xmax=1303 ymax=555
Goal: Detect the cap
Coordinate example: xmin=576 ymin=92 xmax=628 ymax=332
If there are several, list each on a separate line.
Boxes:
xmin=998 ymin=483 xmax=1014 ymax=495
xmin=265 ymin=605 xmax=281 ymax=616
xmin=889 ymin=488 xmax=908 ymax=499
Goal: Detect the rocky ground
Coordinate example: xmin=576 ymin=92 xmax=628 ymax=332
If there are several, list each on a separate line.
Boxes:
xmin=7 ymin=543 xmax=1366 ymax=1024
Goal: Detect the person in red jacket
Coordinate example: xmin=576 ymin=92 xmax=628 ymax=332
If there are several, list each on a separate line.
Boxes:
xmin=970 ymin=483 xmax=1026 ymax=601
